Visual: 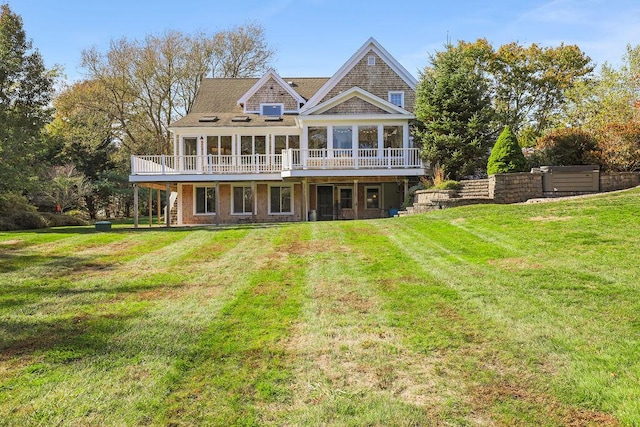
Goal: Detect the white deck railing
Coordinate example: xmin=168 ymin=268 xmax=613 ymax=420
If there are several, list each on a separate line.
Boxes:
xmin=281 ymin=148 xmax=422 ymax=170
xmin=131 ymin=154 xmax=283 ymax=175
xmin=131 ymin=149 xmax=422 ymax=176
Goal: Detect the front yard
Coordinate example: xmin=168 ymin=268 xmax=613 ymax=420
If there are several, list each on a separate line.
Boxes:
xmin=1 ymin=189 xmax=639 ymax=425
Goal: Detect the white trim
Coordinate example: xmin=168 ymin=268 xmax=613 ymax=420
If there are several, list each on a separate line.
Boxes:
xmin=388 ymin=91 xmax=405 ymax=109
xmin=237 ymin=69 xmax=305 ymax=112
xmin=301 ymin=37 xmax=418 ymax=112
xmin=230 ymin=184 xmax=253 ymax=215
xmin=193 ymin=184 xmax=217 ymax=216
xmin=268 ymin=183 xmax=295 ymax=215
xmin=301 ymin=87 xmax=412 ymax=117
xmin=364 ymin=185 xmax=382 ymax=210
xmin=367 ymin=55 xmax=376 ymax=66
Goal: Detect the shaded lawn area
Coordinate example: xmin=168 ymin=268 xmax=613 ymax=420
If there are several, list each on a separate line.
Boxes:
xmin=1 ymin=189 xmax=639 ymax=425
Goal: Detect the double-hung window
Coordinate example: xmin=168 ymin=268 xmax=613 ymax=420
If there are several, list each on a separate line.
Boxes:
xmin=388 ymin=91 xmax=405 ymax=108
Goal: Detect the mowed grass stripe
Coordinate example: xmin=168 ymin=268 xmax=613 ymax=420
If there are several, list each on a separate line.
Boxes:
xmin=0 ymin=227 xmax=272 ymax=426
xmin=158 ymin=224 xmax=310 ymax=426
xmin=372 ymin=207 xmax=629 ymax=424
xmin=278 ymin=222 xmax=436 ymax=426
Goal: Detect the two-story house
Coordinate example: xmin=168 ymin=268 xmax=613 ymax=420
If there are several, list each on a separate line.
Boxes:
xmin=129 ymin=37 xmax=424 ymax=226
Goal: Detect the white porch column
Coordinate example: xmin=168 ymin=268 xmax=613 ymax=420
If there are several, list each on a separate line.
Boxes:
xmin=403 ymin=123 xmax=410 ymax=166
xmin=352 ymin=124 xmax=358 ymax=159
xmin=403 ymin=123 xmax=410 ymax=149
xmin=173 ymin=133 xmax=178 ymax=156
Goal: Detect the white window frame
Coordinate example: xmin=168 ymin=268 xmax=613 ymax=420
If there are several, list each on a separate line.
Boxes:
xmin=337 ymin=186 xmax=354 ymax=210
xmin=231 ymin=185 xmax=253 ymax=215
xmin=364 ymin=186 xmax=382 ymax=210
xmin=388 ymin=91 xmax=405 ymax=108
xmin=268 ymin=184 xmax=294 ymax=215
xmin=193 ymin=185 xmax=216 ymax=215
xmin=367 ymin=55 xmax=376 ymax=66
xmin=260 ymin=103 xmax=284 ymax=116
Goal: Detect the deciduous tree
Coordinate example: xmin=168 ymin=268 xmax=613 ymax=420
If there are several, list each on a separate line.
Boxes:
xmin=490 ymin=42 xmax=593 ymax=136
xmin=0 ymin=4 xmax=56 ymax=193
xmin=555 ymin=44 xmax=640 ymax=133
xmin=80 ymin=24 xmax=275 ymax=155
xmin=48 ymin=80 xmax=121 ymax=218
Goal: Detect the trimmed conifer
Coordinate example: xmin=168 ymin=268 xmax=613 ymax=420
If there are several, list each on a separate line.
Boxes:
xmin=487 ymin=126 xmax=527 ymax=175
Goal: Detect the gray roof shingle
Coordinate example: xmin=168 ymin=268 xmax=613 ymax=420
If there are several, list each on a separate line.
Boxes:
xmin=171 ymin=77 xmax=329 ymax=128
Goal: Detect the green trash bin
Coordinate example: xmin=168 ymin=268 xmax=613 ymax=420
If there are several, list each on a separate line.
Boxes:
xmin=95 ymin=221 xmax=112 ymax=232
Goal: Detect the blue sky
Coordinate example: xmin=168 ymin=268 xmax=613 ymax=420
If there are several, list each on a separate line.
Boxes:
xmin=6 ymin=0 xmax=640 ymax=82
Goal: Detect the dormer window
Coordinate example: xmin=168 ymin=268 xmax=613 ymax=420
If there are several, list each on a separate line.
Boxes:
xmin=261 ymin=103 xmax=283 ymax=116
xmin=388 ymin=91 xmax=404 ymax=108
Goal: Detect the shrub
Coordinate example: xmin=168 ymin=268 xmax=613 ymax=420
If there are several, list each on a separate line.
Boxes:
xmin=596 ymin=122 xmax=640 ymax=171
xmin=0 ymin=218 xmax=19 ymax=231
xmin=9 ymin=211 xmax=47 ymax=230
xmin=41 ymin=213 xmax=89 ymax=227
xmin=432 ymin=180 xmax=461 ymax=190
xmin=536 ymin=127 xmax=600 ymax=166
xmin=0 ymin=193 xmax=37 ymax=216
xmin=0 ymin=193 xmax=47 ymax=230
xmin=487 ymin=126 xmax=527 ymax=175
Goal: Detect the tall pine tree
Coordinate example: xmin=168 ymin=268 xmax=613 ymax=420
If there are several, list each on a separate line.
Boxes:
xmin=0 ymin=4 xmax=55 ymax=193
xmin=415 ymin=40 xmax=495 ymax=180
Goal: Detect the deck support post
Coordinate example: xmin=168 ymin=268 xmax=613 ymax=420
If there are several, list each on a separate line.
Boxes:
xmin=148 ymin=187 xmax=152 ymax=228
xmin=354 ymin=180 xmax=359 ymax=220
xmin=157 ymin=189 xmax=161 ymax=226
xmin=166 ymin=182 xmax=171 ymax=228
xmin=252 ymin=181 xmax=257 ymax=222
xmin=404 ymin=179 xmax=409 ymax=204
xmin=303 ymin=178 xmax=309 ymax=222
xmin=133 ymin=184 xmax=138 ymax=228
xmin=215 ymin=182 xmax=220 ymax=226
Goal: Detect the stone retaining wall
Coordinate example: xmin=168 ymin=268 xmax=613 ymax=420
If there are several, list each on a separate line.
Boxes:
xmin=600 ymin=172 xmax=640 ymax=192
xmin=488 ymin=171 xmax=639 ymax=203
xmin=489 ymin=172 xmax=544 ymax=204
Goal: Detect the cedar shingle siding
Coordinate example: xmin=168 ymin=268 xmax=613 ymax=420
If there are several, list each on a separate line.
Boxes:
xmin=245 ymin=77 xmax=300 ymax=112
xmin=323 ymin=97 xmax=389 ymax=115
xmin=321 ymin=52 xmax=415 ymax=112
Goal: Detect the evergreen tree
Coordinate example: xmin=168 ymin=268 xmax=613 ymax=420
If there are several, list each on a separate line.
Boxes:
xmin=0 ymin=4 xmax=55 ymax=193
xmin=415 ymin=41 xmax=495 ymax=180
xmin=487 ymin=126 xmax=527 ymax=175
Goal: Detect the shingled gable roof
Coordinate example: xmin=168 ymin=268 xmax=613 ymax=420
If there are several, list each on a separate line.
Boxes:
xmin=237 ymin=69 xmax=307 ymax=112
xmin=302 ymin=86 xmax=413 ymax=116
xmin=169 ymin=77 xmax=329 ymax=128
xmin=300 ymin=37 xmax=418 ymax=113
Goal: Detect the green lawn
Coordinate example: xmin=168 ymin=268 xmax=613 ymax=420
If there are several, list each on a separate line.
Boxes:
xmin=1 ymin=190 xmax=639 ymax=426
